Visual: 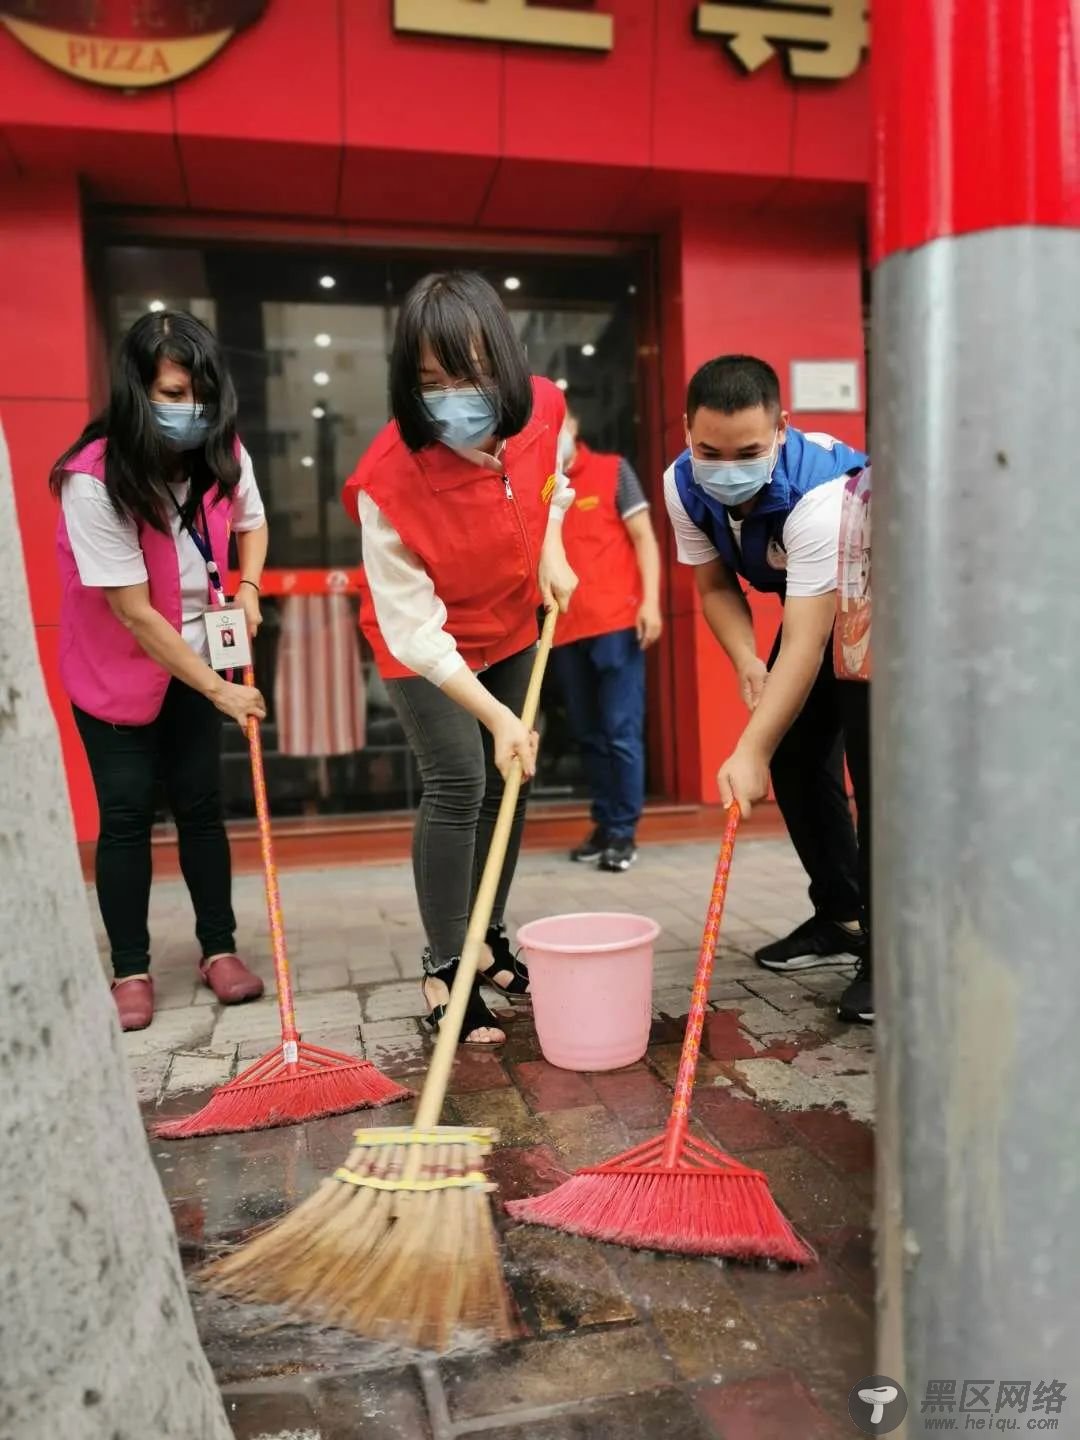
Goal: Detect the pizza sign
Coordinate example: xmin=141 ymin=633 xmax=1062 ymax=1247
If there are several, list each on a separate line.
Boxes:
xmin=1 ymin=1 xmax=267 ymax=88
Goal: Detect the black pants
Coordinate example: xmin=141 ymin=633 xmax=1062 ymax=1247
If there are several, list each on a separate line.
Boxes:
xmin=386 ymin=646 xmax=534 ymax=969
xmin=74 ymin=680 xmax=236 ymax=979
xmin=768 ymin=628 xmax=870 ymax=935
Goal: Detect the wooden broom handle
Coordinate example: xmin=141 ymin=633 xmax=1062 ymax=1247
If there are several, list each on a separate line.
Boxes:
xmin=414 ymin=608 xmax=559 ymax=1129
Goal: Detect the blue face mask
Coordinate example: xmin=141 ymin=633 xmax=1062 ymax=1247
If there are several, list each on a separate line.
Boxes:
xmin=152 ymin=401 xmax=211 ymax=452
xmin=423 ymin=386 xmax=498 ymax=450
xmin=690 ymin=434 xmax=779 ymax=508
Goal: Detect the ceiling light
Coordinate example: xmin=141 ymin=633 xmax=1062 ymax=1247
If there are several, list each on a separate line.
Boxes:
xmin=148 ymin=299 xmax=166 ymax=313
xmin=319 ymin=275 xmax=336 ymax=289
xmin=581 ymin=343 xmax=596 ymax=358
xmin=627 ymin=284 xmax=638 ymax=295
xmin=311 ymin=404 xmax=326 ymax=419
xmin=554 ymin=378 xmax=569 ymax=392
xmin=503 ymin=276 xmax=521 ymax=292
xmin=313 ymin=371 xmax=330 ymax=386
xmin=301 ymin=456 xmax=314 ymax=468
xmin=315 ymin=332 xmax=332 ymax=347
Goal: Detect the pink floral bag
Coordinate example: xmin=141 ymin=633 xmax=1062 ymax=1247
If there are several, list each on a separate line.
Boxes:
xmin=834 ymin=465 xmax=872 ymax=682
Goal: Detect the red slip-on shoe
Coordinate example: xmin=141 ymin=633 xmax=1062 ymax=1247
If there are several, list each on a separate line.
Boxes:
xmin=199 ymin=953 xmax=265 ymax=1005
xmin=112 ymin=975 xmax=154 ymax=1031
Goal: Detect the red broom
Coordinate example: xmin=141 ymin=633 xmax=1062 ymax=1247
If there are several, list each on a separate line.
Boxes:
xmin=506 ymin=807 xmax=813 ymax=1263
xmin=155 ymin=668 xmax=409 ymax=1139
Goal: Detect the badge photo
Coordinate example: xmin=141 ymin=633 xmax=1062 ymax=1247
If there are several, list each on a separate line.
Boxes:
xmin=205 ymin=605 xmax=252 ymax=671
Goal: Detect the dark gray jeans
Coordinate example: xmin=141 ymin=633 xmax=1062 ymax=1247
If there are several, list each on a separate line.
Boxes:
xmin=386 ymin=646 xmax=535 ymax=969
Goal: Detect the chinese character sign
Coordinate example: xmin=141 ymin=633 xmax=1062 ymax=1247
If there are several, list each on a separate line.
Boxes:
xmin=697 ymin=0 xmax=868 ymax=79
xmin=394 ymin=0 xmax=614 ymax=52
xmin=920 ymin=1380 xmax=1069 ymax=1422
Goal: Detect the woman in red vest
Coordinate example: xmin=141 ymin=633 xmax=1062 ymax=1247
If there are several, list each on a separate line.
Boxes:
xmin=345 ymin=272 xmax=577 ymax=1046
xmin=51 ymin=312 xmax=268 ymax=1032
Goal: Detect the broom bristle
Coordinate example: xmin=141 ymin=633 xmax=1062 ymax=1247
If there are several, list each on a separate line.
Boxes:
xmin=506 ymin=1170 xmax=811 ymax=1263
xmin=154 ymin=1044 xmax=410 ymax=1139
xmin=202 ymin=1126 xmax=514 ymax=1349
xmin=505 ymin=1131 xmax=814 ymax=1265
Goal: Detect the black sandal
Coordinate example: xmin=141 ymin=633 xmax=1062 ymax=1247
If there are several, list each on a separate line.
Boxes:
xmin=479 ymin=923 xmax=531 ymax=1000
xmin=420 ymin=951 xmax=506 ymax=1046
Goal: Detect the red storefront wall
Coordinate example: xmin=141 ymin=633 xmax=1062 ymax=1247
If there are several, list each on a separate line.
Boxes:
xmin=0 ymin=0 xmax=868 ymax=841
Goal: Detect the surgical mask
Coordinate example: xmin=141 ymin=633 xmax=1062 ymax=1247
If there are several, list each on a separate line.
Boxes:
xmin=423 ymin=386 xmax=498 ymax=450
xmin=557 ymin=427 xmax=575 ymax=470
xmin=691 ymin=434 xmax=778 ymax=508
xmin=152 ymin=401 xmax=211 ymax=452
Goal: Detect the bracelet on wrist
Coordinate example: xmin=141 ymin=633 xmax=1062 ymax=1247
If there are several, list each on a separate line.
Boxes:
xmin=238 ymin=579 xmax=260 ymax=594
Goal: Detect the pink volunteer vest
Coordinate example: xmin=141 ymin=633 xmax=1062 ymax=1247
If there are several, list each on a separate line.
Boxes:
xmin=56 ymin=438 xmax=234 ymax=725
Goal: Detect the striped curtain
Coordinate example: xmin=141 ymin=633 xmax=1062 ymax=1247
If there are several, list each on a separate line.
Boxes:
xmin=274 ymin=594 xmax=366 ymax=757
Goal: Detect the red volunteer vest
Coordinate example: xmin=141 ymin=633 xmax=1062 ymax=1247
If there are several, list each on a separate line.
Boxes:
xmin=555 ymin=442 xmax=642 ymax=646
xmin=345 ymin=377 xmax=563 ymax=680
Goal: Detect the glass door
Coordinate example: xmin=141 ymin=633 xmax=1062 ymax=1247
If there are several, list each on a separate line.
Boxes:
xmin=99 ymin=239 xmax=648 ymax=822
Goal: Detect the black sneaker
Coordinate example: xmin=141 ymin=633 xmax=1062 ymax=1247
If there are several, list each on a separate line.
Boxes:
xmin=837 ymin=960 xmax=874 ymax=1024
xmin=570 ymin=826 xmax=608 ymax=863
xmin=599 ymin=837 xmax=638 ymax=872
xmin=755 ymin=915 xmax=866 ymax=972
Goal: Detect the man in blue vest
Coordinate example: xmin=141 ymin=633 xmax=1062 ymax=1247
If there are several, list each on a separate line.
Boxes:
xmin=664 ymin=355 xmax=871 ymax=1023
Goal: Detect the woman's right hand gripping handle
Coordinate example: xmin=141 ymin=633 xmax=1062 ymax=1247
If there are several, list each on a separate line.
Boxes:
xmin=208 ymin=675 xmax=267 ymax=726
xmin=489 ymin=705 xmax=539 ymax=782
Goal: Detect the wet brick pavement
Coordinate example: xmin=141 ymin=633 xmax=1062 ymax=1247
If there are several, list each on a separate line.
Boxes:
xmin=101 ymin=837 xmax=875 ymax=1438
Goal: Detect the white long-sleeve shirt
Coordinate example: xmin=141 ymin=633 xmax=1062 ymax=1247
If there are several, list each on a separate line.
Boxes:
xmin=359 ymin=445 xmax=573 ymax=687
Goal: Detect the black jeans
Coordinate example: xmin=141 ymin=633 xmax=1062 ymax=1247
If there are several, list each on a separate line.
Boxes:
xmin=768 ymin=628 xmax=869 ymax=932
xmin=386 ymin=646 xmax=535 ymax=970
xmin=74 ymin=680 xmax=236 ymax=979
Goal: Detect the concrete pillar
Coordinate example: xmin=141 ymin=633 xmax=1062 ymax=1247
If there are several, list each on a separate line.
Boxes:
xmin=872 ymin=0 xmax=1080 ymax=1429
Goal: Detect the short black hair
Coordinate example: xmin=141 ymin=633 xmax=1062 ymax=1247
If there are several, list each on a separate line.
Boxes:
xmin=390 ymin=271 xmax=533 ymax=452
xmin=686 ymin=355 xmax=781 ymax=421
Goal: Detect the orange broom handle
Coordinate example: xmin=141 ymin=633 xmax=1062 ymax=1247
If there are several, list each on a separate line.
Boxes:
xmin=661 ymin=804 xmax=741 ymax=1166
xmin=243 ymin=665 xmax=299 ymax=1063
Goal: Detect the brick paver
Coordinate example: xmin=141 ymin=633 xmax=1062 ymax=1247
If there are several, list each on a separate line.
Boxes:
xmin=98 ymin=836 xmax=875 ymax=1438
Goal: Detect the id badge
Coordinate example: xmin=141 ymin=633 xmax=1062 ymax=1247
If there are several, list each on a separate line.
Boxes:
xmin=204 ymin=605 xmax=252 ymax=671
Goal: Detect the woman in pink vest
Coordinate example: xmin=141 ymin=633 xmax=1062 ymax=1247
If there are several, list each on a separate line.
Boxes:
xmin=51 ymin=311 xmax=269 ymax=1032
xmin=344 ymin=272 xmax=578 ymax=1046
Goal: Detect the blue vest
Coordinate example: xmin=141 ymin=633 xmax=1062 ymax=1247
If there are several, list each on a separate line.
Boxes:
xmin=673 ymin=427 xmax=868 ymax=596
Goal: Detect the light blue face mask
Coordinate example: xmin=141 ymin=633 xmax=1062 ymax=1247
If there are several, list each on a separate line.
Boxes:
xmin=152 ymin=401 xmax=211 ymax=452
xmin=690 ymin=434 xmax=778 ymax=508
xmin=423 ymin=386 xmax=498 ymax=450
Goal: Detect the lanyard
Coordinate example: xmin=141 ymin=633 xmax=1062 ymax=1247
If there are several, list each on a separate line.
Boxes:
xmin=169 ymin=487 xmax=224 ymax=603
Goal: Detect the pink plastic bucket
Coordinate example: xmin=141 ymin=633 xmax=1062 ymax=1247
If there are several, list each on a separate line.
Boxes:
xmin=516 ymin=912 xmax=660 ymax=1072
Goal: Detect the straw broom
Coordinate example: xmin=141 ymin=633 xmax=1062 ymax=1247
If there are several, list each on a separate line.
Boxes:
xmin=202 ymin=610 xmax=559 ymax=1348
xmin=156 ymin=667 xmax=409 ymax=1139
xmin=507 ymin=806 xmax=814 ymax=1263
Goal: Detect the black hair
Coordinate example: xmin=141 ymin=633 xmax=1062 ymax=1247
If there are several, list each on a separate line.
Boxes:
xmin=389 ymin=271 xmax=533 ymax=452
xmin=686 ymin=355 xmax=782 ymax=421
xmin=50 ymin=310 xmax=240 ymax=532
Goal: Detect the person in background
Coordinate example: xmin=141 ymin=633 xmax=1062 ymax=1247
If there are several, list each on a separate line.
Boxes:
xmin=51 ymin=311 xmax=268 ymax=1032
xmin=664 ymin=355 xmax=872 ymax=1021
xmin=345 ymin=271 xmax=577 ymax=1047
xmin=552 ymin=403 xmax=662 ymax=872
